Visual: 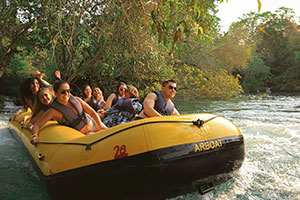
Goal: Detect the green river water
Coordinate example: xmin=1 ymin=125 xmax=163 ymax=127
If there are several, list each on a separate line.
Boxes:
xmin=0 ymin=94 xmax=299 ymax=200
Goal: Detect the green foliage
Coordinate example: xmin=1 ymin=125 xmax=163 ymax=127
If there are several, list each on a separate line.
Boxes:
xmin=176 ymin=65 xmax=243 ymax=99
xmin=1 ymin=0 xmax=261 ymax=100
xmin=280 ymin=51 xmax=300 ymax=91
xmin=231 ymin=7 xmax=300 ymax=92
xmin=241 ymin=57 xmax=271 ymax=92
xmin=0 ymin=54 xmax=32 ymax=96
xmin=0 ymin=0 xmax=50 ymax=77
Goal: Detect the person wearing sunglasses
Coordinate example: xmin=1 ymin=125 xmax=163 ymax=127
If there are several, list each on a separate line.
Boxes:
xmin=104 ymin=82 xmax=127 ymax=110
xmin=136 ymin=79 xmax=179 ymax=119
xmin=30 ymin=80 xmax=107 ymax=144
xmin=101 ymin=85 xmax=142 ymax=127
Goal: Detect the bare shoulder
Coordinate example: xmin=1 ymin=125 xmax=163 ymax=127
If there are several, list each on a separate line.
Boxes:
xmin=145 ymin=92 xmax=158 ymax=101
xmin=47 ymin=108 xmax=61 ymax=117
xmin=107 ymin=93 xmax=117 ymax=100
xmin=75 ymin=96 xmax=84 ymax=103
xmin=45 ymin=108 xmax=64 ymax=123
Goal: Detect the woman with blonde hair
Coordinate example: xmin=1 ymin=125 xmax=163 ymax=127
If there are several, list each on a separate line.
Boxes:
xmin=26 ymin=87 xmax=56 ymax=129
xmin=89 ymin=87 xmax=106 ymax=112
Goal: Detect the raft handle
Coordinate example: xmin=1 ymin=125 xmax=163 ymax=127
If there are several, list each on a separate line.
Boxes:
xmin=38 ymin=153 xmax=45 ymax=161
xmin=197 ymin=182 xmax=214 ymax=195
xmin=85 ymin=144 xmax=92 ymax=151
xmin=192 ymin=119 xmax=204 ymax=128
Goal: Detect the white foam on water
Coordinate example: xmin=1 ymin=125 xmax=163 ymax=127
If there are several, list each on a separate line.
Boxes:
xmin=1 ymin=95 xmax=300 ymax=200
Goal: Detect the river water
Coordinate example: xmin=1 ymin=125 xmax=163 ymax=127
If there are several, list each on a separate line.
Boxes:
xmin=0 ymin=94 xmax=299 ymax=200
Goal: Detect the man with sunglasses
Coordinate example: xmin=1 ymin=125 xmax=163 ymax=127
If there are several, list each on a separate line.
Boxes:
xmin=136 ymin=79 xmax=179 ymax=119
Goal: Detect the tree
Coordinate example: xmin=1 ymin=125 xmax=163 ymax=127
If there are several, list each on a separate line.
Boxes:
xmin=0 ymin=0 xmax=49 ymax=77
xmin=231 ymin=7 xmax=300 ymax=92
xmin=0 ymin=0 xmax=263 ymax=98
xmin=241 ymin=57 xmax=271 ymax=92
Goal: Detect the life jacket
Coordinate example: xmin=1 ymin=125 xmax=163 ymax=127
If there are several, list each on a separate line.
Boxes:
xmin=89 ymin=96 xmax=102 ymax=111
xmin=51 ymin=95 xmax=91 ymax=130
xmin=153 ymin=91 xmax=174 ymax=116
xmin=108 ymin=97 xmax=141 ymax=119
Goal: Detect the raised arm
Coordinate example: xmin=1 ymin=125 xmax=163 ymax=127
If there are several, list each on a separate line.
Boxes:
xmin=143 ymin=93 xmax=161 ymax=117
xmin=103 ymin=93 xmax=117 ymax=110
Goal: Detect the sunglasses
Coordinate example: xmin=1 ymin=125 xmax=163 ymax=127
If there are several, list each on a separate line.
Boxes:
xmin=168 ymin=85 xmax=177 ymax=91
xmin=60 ymin=89 xmax=71 ymax=94
xmin=120 ymin=88 xmax=127 ymax=92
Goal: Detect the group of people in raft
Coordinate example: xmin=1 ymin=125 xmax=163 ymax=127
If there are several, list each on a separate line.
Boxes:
xmin=15 ymin=70 xmax=180 ymax=144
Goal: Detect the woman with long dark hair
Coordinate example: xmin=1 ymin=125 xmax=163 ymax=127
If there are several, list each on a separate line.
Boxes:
xmin=14 ymin=77 xmax=44 ymax=118
xmin=104 ymin=82 xmax=127 ymax=110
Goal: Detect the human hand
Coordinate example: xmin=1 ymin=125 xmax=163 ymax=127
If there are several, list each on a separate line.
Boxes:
xmin=31 ymin=134 xmax=39 ymax=145
xmin=55 ymin=70 xmax=61 ymax=80
xmin=97 ymin=109 xmax=106 ymax=114
xmin=26 ymin=123 xmax=34 ymax=131
xmin=21 ymin=115 xmax=30 ymax=125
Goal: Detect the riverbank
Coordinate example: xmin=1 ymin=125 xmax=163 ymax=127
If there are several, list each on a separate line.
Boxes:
xmin=0 ymin=96 xmax=21 ymax=114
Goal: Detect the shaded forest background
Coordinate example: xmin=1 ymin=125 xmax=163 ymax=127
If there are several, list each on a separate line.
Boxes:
xmin=1 ymin=0 xmax=300 ymax=100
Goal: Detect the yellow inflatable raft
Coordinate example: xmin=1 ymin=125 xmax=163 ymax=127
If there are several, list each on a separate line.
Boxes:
xmin=8 ymin=111 xmax=245 ymax=200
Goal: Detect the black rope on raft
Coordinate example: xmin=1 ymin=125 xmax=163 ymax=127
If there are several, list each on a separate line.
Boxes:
xmin=12 ymin=115 xmax=222 ymax=150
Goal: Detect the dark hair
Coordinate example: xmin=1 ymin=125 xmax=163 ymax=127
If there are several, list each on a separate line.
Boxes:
xmin=82 ymin=84 xmax=91 ymax=98
xmin=53 ymin=80 xmax=68 ymax=92
xmin=19 ymin=77 xmax=44 ymax=107
xmin=116 ymin=82 xmax=127 ymax=96
xmin=162 ymin=79 xmax=176 ymax=87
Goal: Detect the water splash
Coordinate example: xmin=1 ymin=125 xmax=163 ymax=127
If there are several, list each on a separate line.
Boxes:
xmin=1 ymin=94 xmax=300 ymax=200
